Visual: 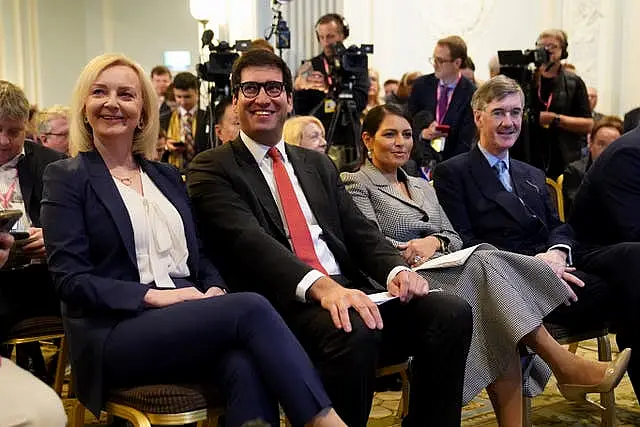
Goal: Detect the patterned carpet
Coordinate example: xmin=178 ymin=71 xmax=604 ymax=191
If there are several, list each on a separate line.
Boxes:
xmin=61 ymin=337 xmax=640 ymax=426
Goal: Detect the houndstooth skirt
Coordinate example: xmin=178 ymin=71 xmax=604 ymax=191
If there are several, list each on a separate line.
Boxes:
xmin=418 ymin=246 xmax=572 ymax=403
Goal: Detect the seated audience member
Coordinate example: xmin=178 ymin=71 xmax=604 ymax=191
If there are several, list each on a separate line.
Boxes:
xmin=0 ymin=80 xmax=65 ymax=380
xmin=623 ymin=106 xmax=640 ymax=133
xmin=461 ymin=56 xmax=481 ymax=86
xmin=383 ymin=79 xmax=399 ymax=100
xmin=343 ymin=104 xmax=630 ymax=425
xmin=563 ymin=116 xmax=622 ymax=217
xmin=40 ymin=53 xmax=346 ymax=427
xmin=213 ymin=97 xmax=240 ymax=145
xmin=488 ymin=56 xmax=500 ymax=79
xmin=386 ymin=71 xmax=421 ymax=114
xmin=408 ymin=36 xmax=476 ymax=165
xmin=154 ymin=129 xmax=168 ymax=161
xmin=165 ymin=72 xmax=212 ymax=171
xmin=0 ymin=232 xmax=66 ymax=427
xmin=587 ymin=87 xmax=604 ymax=121
xmin=363 ymin=68 xmax=382 ymax=116
xmin=188 ymin=49 xmax=473 ymax=427
xmin=433 ymin=75 xmax=623 ymax=387
xmin=283 ymin=115 xmax=327 ymax=153
xmin=249 ymin=38 xmax=275 ymax=53
xmin=570 ymin=125 xmax=640 ymax=398
xmin=35 ymin=105 xmax=70 ymax=154
xmin=150 ymin=65 xmax=173 ymax=131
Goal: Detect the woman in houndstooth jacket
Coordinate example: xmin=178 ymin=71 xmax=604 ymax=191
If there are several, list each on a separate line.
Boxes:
xmin=342 ymin=103 xmax=629 ymax=427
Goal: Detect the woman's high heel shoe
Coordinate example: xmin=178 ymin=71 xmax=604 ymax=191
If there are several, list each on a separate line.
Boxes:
xmin=557 ymin=348 xmax=632 ymax=402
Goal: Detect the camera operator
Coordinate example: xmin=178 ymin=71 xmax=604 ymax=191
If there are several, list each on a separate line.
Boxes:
xmin=530 ymin=29 xmax=592 ymax=178
xmin=292 ymin=13 xmax=369 ymax=122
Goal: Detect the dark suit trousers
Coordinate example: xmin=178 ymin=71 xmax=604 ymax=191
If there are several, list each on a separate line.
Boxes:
xmin=102 ymin=292 xmax=330 ymax=427
xmin=286 ymin=291 xmax=472 ymax=427
xmin=543 ymin=269 xmax=612 ymax=329
xmin=576 ymin=242 xmax=640 ymax=397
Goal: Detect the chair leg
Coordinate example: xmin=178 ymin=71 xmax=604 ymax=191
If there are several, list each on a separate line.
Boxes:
xmin=397 ymin=368 xmax=410 ymax=418
xmin=53 ymin=337 xmax=68 ymax=396
xmin=521 ymin=395 xmax=532 ymax=427
xmin=597 ymin=335 xmax=616 ymax=427
xmin=568 ymin=342 xmax=579 ymax=354
xmin=69 ymin=400 xmax=86 ymax=427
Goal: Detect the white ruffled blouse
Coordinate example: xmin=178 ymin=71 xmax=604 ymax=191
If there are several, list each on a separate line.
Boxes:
xmin=114 ymin=171 xmax=190 ymax=287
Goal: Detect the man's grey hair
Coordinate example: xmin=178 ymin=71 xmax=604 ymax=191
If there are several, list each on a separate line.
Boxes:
xmin=471 ymin=75 xmax=524 ymax=112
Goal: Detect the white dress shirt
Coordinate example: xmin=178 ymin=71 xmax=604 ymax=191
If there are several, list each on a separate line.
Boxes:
xmin=0 ymin=149 xmax=30 ymax=231
xmin=241 ymin=131 xmax=408 ymax=301
xmin=115 ymin=171 xmax=190 ymax=287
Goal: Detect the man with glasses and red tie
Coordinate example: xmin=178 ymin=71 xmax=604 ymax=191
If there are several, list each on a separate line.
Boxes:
xmin=529 ymin=29 xmax=592 ymax=178
xmin=408 ymin=35 xmax=476 ymax=178
xmin=188 ymin=49 xmax=472 ymax=427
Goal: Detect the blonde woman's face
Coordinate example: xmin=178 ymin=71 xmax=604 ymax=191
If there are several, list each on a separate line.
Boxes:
xmin=84 ymin=65 xmax=143 ymax=142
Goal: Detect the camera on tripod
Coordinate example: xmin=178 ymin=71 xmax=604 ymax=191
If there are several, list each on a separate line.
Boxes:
xmin=197 ymin=30 xmax=250 ymax=102
xmin=497 ymin=47 xmax=550 ymax=69
xmin=327 ymin=42 xmax=374 ymax=93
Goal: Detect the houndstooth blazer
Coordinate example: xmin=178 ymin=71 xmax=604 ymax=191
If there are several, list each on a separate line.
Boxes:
xmin=342 ymin=161 xmax=463 ymax=252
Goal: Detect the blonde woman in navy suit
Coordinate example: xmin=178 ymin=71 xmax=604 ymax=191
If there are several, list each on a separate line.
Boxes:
xmin=40 ymin=53 xmax=345 ymax=427
xmin=342 ymin=104 xmax=629 ymax=427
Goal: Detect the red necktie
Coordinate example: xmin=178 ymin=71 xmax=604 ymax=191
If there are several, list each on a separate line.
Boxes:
xmin=267 ymin=147 xmax=328 ymax=274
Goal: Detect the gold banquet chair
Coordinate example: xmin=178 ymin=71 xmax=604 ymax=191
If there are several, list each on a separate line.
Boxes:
xmin=3 ymin=316 xmax=67 ymax=396
xmin=70 ymin=384 xmax=224 ymax=427
xmin=545 ymin=175 xmax=565 ymax=222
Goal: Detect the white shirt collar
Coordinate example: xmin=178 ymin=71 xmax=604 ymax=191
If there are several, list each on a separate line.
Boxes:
xmin=478 ymin=143 xmax=510 ymax=170
xmin=179 ymin=105 xmax=197 ymax=117
xmin=240 ymin=131 xmax=288 ymax=165
xmin=0 ymin=147 xmax=26 ymax=170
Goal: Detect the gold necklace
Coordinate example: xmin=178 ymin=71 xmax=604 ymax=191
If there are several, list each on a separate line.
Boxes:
xmin=111 ymin=168 xmax=139 ymax=186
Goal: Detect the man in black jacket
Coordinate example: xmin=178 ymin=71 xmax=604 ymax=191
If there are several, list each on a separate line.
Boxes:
xmin=0 ymin=80 xmax=65 ymax=379
xmin=292 ymin=13 xmax=369 ymax=154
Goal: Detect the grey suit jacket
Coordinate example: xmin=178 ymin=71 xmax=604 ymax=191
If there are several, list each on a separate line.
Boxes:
xmin=341 ymin=161 xmax=462 ymax=252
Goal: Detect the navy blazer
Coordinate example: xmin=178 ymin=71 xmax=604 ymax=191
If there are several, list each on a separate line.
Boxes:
xmin=408 ymin=73 xmax=476 ymax=161
xmin=433 ymin=146 xmax=574 ymax=255
xmin=41 ymin=151 xmax=224 ymax=416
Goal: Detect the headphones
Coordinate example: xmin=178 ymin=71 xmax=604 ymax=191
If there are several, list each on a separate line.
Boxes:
xmin=537 ymin=30 xmax=569 ymax=60
xmin=315 ymin=13 xmax=349 ymax=42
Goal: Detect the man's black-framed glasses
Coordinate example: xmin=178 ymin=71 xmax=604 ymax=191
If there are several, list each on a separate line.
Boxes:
xmin=238 ymin=81 xmax=285 ymax=99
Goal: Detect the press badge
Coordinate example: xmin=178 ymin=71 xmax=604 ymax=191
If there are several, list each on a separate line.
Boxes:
xmin=431 ymin=137 xmax=446 ymax=153
xmin=324 ymin=99 xmax=336 ymax=113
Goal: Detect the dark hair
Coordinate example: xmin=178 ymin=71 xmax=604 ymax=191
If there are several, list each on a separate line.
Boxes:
xmin=462 ymin=56 xmax=475 ymax=71
xmin=172 ymin=72 xmax=198 ymax=91
xmin=437 ymin=35 xmax=468 ymax=64
xmin=383 ymin=79 xmax=399 ymax=86
xmin=151 ymin=65 xmax=171 ymax=78
xmin=315 ymin=13 xmax=349 ymax=38
xmin=231 ymin=49 xmax=293 ymax=96
xmin=362 ymin=104 xmax=412 ymax=137
xmin=214 ymin=97 xmax=234 ymax=125
xmin=591 ymin=116 xmax=623 ymax=140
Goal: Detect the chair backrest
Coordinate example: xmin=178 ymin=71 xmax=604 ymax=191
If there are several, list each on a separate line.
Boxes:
xmin=545 ymin=176 xmax=565 ymax=222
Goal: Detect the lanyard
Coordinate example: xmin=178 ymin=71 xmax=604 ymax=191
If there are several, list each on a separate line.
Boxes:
xmin=537 ymin=76 xmax=554 ymax=111
xmin=436 ymin=74 xmax=462 ymax=123
xmin=0 ymin=179 xmax=17 ymax=209
xmin=322 ymin=57 xmax=333 ymax=87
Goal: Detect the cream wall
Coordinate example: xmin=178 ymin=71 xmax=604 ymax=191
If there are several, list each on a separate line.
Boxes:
xmin=1 ymin=0 xmax=638 ymax=116
xmin=341 ymin=0 xmax=636 ymax=117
